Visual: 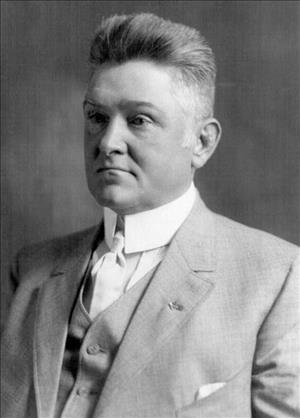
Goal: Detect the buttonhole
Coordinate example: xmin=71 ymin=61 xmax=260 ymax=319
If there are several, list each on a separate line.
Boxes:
xmin=50 ymin=271 xmax=64 ymax=277
xmin=89 ymin=390 xmax=99 ymax=395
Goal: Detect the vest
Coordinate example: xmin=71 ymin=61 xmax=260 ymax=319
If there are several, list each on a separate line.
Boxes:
xmin=54 ymin=266 xmax=156 ymax=418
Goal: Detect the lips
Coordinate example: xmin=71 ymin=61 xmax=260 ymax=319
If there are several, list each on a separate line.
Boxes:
xmin=96 ymin=166 xmax=137 ymax=178
xmin=96 ymin=167 xmax=129 ymax=173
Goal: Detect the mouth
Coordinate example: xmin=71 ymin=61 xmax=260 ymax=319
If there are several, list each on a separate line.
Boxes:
xmin=96 ymin=167 xmax=129 ymax=173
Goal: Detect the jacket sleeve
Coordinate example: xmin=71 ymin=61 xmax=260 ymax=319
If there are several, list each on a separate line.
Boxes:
xmin=251 ymin=253 xmax=300 ymax=417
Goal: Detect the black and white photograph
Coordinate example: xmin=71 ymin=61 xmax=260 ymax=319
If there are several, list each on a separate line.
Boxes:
xmin=1 ymin=1 xmax=299 ymax=417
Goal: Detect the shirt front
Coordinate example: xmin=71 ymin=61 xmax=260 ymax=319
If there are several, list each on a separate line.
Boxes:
xmin=89 ymin=182 xmax=197 ymax=312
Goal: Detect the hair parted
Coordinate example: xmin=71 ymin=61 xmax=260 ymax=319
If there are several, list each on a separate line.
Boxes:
xmin=89 ymin=13 xmax=216 ymax=118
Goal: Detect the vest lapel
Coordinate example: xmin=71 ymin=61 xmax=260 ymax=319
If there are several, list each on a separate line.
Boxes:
xmin=96 ymin=196 xmax=217 ymax=414
xmin=33 ymin=227 xmax=99 ymax=418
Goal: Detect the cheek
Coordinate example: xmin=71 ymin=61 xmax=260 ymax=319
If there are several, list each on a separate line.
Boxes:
xmin=84 ymin=145 xmax=96 ymax=176
xmin=133 ymin=142 xmax=188 ymax=173
xmin=157 ymin=144 xmax=193 ymax=180
xmin=84 ymin=136 xmax=98 ymax=160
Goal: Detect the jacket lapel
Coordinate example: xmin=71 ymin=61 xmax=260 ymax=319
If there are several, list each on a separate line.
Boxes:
xmin=97 ymin=195 xmax=217 ymax=412
xmin=33 ymin=226 xmax=100 ymax=418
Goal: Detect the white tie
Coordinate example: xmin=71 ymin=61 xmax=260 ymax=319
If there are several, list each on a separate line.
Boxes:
xmin=89 ymin=231 xmax=126 ymax=318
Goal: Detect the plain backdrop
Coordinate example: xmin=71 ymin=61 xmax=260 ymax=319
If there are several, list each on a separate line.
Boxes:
xmin=1 ymin=1 xmax=300 ymax=319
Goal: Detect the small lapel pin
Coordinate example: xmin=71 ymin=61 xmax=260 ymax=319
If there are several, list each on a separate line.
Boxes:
xmin=168 ymin=301 xmax=184 ymax=311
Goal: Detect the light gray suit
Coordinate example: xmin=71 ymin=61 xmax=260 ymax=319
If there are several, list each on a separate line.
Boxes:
xmin=1 ymin=195 xmax=300 ymax=417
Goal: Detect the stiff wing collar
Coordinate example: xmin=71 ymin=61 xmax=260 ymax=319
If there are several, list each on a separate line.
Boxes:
xmin=104 ymin=182 xmax=197 ymax=254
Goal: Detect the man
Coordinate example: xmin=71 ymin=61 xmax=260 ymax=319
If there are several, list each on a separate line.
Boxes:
xmin=1 ymin=13 xmax=299 ymax=418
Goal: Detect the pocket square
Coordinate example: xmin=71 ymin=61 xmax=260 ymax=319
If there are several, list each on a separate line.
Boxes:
xmin=195 ymin=381 xmax=226 ymax=401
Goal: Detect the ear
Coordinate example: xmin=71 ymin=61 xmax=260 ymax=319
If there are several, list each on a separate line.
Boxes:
xmin=191 ymin=118 xmax=222 ymax=170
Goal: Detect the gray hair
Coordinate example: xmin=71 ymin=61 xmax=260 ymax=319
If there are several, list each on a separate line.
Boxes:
xmin=89 ymin=13 xmax=216 ymax=119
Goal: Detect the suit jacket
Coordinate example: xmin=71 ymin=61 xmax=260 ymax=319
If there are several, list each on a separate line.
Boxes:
xmin=1 ymin=195 xmax=300 ymax=418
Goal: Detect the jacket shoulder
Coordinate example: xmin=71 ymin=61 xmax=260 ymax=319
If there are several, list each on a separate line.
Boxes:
xmin=212 ymin=212 xmax=299 ymax=267
xmin=15 ymin=226 xmax=99 ymax=279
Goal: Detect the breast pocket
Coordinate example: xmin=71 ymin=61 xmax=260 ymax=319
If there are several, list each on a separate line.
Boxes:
xmin=175 ymin=364 xmax=251 ymax=418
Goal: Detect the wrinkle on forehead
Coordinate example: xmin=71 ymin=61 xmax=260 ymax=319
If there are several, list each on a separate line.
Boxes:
xmin=85 ymin=61 xmax=185 ymax=117
xmin=88 ymin=59 xmax=214 ymax=119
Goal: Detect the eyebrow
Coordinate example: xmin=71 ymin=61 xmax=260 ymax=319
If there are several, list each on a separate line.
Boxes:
xmin=83 ymin=98 xmax=161 ymax=113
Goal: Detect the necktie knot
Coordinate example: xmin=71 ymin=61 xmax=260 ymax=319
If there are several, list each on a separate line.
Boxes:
xmin=111 ymin=230 xmax=124 ymax=252
xmin=110 ymin=230 xmax=125 ymax=267
xmin=91 ymin=230 xmax=125 ymax=278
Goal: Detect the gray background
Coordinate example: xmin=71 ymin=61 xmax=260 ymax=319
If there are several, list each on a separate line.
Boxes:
xmin=1 ymin=1 xmax=299 ymax=316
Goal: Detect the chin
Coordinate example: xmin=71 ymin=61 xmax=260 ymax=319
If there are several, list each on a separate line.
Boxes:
xmin=94 ymin=188 xmax=138 ymax=215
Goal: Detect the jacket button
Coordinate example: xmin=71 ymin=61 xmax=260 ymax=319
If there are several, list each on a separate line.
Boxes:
xmin=86 ymin=343 xmax=104 ymax=355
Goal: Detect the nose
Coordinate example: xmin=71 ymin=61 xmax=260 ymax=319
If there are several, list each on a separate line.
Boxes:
xmin=98 ymin=117 xmax=127 ymax=156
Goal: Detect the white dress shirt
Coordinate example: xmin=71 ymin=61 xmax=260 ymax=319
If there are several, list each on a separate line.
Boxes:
xmin=89 ymin=182 xmax=196 ymax=311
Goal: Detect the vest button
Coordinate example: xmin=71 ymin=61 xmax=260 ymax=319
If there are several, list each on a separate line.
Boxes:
xmin=86 ymin=343 xmax=104 ymax=355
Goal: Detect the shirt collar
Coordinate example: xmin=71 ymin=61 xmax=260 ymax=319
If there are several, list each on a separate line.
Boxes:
xmin=104 ymin=182 xmax=197 ymax=254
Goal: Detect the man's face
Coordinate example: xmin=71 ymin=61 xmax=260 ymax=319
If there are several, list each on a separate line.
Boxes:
xmin=84 ymin=60 xmax=197 ymax=215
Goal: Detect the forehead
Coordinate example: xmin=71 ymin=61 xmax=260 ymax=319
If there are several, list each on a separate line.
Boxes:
xmin=85 ymin=60 xmax=182 ymax=109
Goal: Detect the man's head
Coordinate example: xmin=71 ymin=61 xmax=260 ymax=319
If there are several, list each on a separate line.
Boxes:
xmin=89 ymin=13 xmax=216 ymax=121
xmin=84 ymin=13 xmax=221 ymax=215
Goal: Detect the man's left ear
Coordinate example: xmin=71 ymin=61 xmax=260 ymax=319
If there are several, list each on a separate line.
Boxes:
xmin=191 ymin=118 xmax=222 ymax=169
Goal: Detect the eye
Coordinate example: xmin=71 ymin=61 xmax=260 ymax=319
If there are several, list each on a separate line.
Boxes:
xmin=87 ymin=111 xmax=108 ymax=124
xmin=129 ymin=115 xmax=152 ymax=127
xmin=85 ymin=110 xmax=109 ymax=134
